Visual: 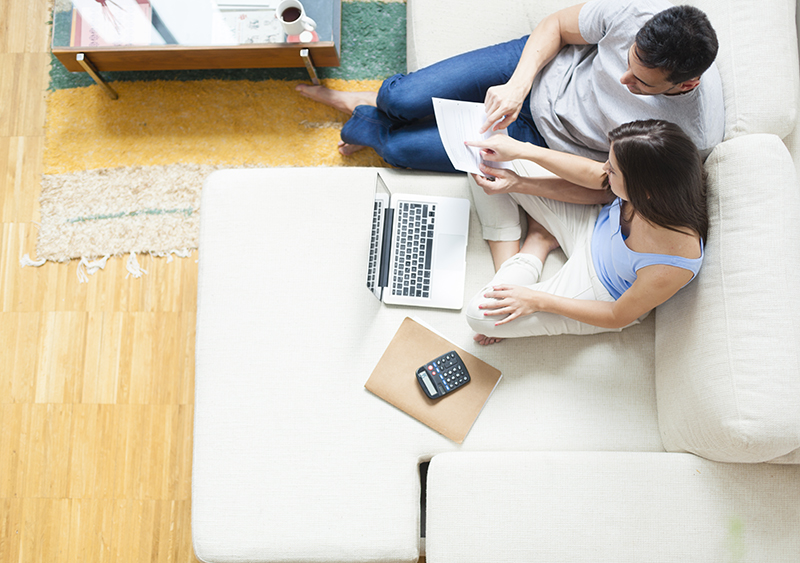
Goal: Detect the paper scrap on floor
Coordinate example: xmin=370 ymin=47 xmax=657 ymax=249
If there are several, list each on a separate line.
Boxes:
xmin=432 ymin=98 xmax=514 ymax=175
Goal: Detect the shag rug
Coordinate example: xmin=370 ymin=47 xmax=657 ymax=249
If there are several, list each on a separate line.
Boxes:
xmin=30 ymin=0 xmax=406 ymax=280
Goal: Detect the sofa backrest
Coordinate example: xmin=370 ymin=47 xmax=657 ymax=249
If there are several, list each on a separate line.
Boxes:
xmin=695 ymin=0 xmax=799 ymax=140
xmin=654 ymin=133 xmax=800 ymax=464
xmin=406 ymin=0 xmax=799 ymax=141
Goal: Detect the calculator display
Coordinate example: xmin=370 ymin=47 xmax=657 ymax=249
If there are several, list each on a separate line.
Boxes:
xmin=419 ymin=373 xmax=437 ymax=396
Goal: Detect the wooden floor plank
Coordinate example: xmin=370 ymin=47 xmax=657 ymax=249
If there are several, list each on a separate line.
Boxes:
xmin=0 ymin=313 xmax=41 ymax=403
xmin=0 ymin=136 xmax=44 ymax=223
xmin=16 ymin=404 xmax=74 ymax=499
xmin=0 ymin=53 xmax=49 ymax=137
xmin=19 ymin=498 xmax=72 ymax=563
xmin=0 ymin=0 xmax=53 ymax=55
xmin=66 ymin=499 xmax=115 ymax=563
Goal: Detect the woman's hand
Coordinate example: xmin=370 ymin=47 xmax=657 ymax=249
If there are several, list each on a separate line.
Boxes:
xmin=471 ymin=163 xmax=522 ymax=195
xmin=479 ymin=284 xmax=545 ymax=325
xmin=465 ymin=135 xmax=525 ymax=163
xmin=480 ymin=82 xmax=529 ymax=133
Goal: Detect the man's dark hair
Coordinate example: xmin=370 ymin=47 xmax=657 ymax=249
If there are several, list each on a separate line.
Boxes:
xmin=635 ymin=5 xmax=719 ymax=84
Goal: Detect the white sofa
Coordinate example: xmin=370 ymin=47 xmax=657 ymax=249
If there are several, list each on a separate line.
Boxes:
xmin=191 ymin=1 xmax=800 ymax=562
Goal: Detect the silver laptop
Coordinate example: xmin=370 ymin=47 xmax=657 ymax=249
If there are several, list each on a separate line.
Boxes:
xmin=367 ymin=173 xmax=469 ymax=310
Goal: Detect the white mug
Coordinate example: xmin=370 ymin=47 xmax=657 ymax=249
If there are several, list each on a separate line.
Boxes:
xmin=276 ymin=0 xmax=317 ymax=36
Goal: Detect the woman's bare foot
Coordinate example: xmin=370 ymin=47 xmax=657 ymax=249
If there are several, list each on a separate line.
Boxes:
xmin=295 ymin=84 xmax=378 ymax=115
xmin=473 ymin=333 xmax=504 ymax=346
xmin=338 ymin=140 xmax=366 ymax=155
xmin=519 ymin=215 xmax=560 ymax=264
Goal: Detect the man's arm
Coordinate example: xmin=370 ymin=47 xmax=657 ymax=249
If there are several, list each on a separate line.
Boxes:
xmin=481 ymin=3 xmax=588 ymax=133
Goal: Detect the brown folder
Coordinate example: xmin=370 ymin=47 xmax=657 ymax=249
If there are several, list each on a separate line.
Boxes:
xmin=365 ymin=317 xmax=502 ymax=443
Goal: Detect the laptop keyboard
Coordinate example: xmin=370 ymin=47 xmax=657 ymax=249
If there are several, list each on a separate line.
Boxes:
xmin=392 ymin=202 xmax=436 ymax=298
xmin=366 ymin=198 xmax=384 ymax=292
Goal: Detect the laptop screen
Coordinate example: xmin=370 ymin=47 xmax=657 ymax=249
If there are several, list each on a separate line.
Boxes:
xmin=367 ymin=174 xmax=392 ymax=298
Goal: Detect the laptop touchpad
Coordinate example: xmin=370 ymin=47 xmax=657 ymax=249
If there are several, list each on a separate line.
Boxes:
xmin=435 ymin=235 xmax=467 ymax=270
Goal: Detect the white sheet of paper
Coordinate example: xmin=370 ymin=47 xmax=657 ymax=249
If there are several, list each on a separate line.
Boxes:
xmin=432 ymin=98 xmax=514 ymax=175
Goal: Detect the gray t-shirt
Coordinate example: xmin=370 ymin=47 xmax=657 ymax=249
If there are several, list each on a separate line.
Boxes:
xmin=529 ymin=0 xmax=725 ymax=161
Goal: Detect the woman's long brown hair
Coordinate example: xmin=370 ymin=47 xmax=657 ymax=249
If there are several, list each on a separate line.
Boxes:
xmin=608 ymin=120 xmax=709 ymax=241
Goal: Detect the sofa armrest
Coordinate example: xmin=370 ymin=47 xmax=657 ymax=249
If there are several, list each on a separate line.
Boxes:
xmin=655 ymin=134 xmax=800 ymax=463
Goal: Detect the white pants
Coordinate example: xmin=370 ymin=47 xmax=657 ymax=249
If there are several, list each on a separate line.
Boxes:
xmin=466 ymin=172 xmax=644 ymax=337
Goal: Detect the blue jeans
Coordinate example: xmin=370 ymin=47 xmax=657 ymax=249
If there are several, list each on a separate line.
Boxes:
xmin=341 ymin=36 xmax=548 ymax=173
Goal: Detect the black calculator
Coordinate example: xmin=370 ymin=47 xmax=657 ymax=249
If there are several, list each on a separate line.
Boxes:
xmin=416 ymin=350 xmax=471 ymax=400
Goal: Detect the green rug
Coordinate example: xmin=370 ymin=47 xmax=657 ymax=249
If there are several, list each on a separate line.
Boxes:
xmin=31 ymin=0 xmax=407 ymax=278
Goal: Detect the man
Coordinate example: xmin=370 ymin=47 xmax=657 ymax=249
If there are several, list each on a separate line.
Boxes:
xmin=297 ymin=0 xmax=723 ymax=174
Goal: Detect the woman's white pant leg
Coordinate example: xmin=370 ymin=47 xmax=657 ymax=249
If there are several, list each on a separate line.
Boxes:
xmin=468 ymin=173 xmax=522 ymax=241
xmin=466 ymin=253 xmax=543 ymax=335
xmin=466 ymin=238 xmax=627 ymax=338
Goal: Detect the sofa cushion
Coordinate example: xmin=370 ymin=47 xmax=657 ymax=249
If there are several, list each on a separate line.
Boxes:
xmin=696 ymin=0 xmax=799 ymax=139
xmin=406 ymin=0 xmax=562 ymax=71
xmin=655 ymin=134 xmax=800 ymax=463
xmin=785 ymin=123 xmax=800 ymax=180
xmin=406 ymin=0 xmax=799 ymax=140
xmin=426 ymin=451 xmax=800 ymax=563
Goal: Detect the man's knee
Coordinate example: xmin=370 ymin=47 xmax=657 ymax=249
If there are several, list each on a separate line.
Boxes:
xmin=377 ymin=73 xmax=433 ymax=122
xmin=379 ymin=141 xmax=456 ymax=173
xmin=380 ymin=141 xmax=416 ymax=170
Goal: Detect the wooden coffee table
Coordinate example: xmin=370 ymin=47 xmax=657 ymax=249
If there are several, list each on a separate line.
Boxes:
xmin=51 ymin=0 xmax=341 ymax=98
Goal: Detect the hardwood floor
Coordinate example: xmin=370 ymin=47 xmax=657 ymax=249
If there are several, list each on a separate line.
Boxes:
xmin=1 ymin=1 xmax=199 ymax=561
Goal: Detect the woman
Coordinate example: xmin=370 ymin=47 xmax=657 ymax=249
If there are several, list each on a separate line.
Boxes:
xmin=465 ymin=119 xmax=707 ymax=344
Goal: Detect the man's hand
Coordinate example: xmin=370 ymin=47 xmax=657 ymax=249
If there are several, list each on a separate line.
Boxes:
xmin=478 ymin=4 xmax=587 ymax=134
xmin=480 ymin=82 xmax=529 ymax=133
xmin=471 ymin=163 xmax=521 ymax=195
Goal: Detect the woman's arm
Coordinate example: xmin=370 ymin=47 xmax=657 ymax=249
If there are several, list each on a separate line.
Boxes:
xmin=479 ymin=264 xmax=695 ymax=329
xmin=471 ymin=165 xmax=612 ymax=206
xmin=481 ymin=3 xmax=587 ymax=133
xmin=466 ymin=134 xmax=607 ymax=190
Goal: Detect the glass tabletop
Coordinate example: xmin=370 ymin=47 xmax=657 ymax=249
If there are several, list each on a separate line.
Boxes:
xmin=52 ymin=0 xmax=339 ymax=49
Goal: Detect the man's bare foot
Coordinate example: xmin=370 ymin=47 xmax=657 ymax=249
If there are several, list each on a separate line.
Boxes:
xmin=519 ymin=215 xmax=560 ymax=264
xmin=295 ymin=84 xmax=378 ymax=115
xmin=338 ymin=140 xmax=366 ymax=156
xmin=473 ymin=333 xmax=504 ymax=346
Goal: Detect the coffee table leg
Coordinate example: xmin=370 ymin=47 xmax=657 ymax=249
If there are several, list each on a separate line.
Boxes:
xmin=76 ymin=54 xmax=119 ymax=100
xmin=300 ymin=49 xmax=321 ymax=85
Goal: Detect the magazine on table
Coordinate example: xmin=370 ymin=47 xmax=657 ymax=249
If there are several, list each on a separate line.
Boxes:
xmin=70 ymin=0 xmax=154 ymax=47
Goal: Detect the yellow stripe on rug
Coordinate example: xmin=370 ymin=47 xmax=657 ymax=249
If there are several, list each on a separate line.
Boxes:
xmin=44 ymin=78 xmax=388 ymax=174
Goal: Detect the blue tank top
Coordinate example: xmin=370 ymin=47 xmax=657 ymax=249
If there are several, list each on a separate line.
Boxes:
xmin=591 ymin=198 xmax=704 ymax=300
